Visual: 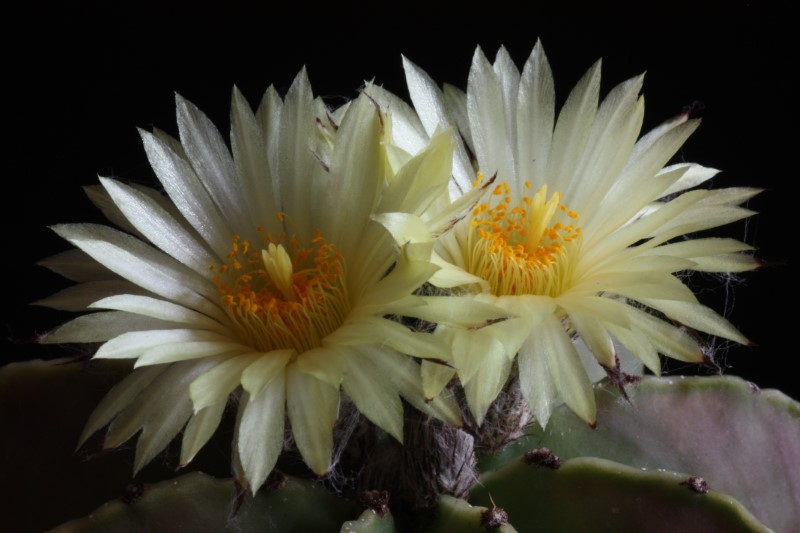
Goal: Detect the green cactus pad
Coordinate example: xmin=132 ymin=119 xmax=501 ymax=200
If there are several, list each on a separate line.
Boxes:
xmin=471 ymin=456 xmax=769 ymax=532
xmin=0 ymin=358 xmax=134 ymax=532
xmin=50 ymin=471 xmax=356 ymax=532
xmin=479 ymin=376 xmax=799 ymax=532
xmin=340 ymin=509 xmax=397 ymax=533
xmin=0 ymin=358 xmax=230 ymax=531
xmin=421 ymin=495 xmax=518 ymax=533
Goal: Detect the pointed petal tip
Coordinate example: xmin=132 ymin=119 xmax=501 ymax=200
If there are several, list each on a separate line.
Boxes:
xmin=401 ymin=54 xmax=420 ymax=73
xmin=313 ymin=466 xmax=331 ymax=478
xmin=496 ymin=44 xmax=510 ymax=59
xmin=48 ymin=223 xmax=72 ymax=239
xmin=174 ymin=91 xmax=188 ymax=107
xmin=292 ymin=65 xmax=310 ymax=85
xmin=75 ymin=430 xmax=94 ymax=452
xmin=137 ymin=126 xmax=154 ymax=141
xmin=471 ymin=45 xmax=489 ymax=65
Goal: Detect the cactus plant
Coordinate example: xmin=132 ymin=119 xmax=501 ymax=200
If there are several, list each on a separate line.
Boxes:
xmin=4 ymin=37 xmax=797 ymax=533
xmin=2 ymin=359 xmax=797 ymax=531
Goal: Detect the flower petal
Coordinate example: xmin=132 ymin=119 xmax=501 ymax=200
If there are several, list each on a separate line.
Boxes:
xmin=51 ymin=223 xmax=225 ymax=321
xmin=606 ymin=323 xmax=662 ymax=374
xmin=328 ymin=316 xmax=447 ymax=360
xmin=99 ymin=177 xmax=219 ymax=276
xmin=277 ymin=68 xmax=319 ymax=241
xmin=135 ymin=340 xmax=248 ymax=367
xmin=78 ymin=365 xmax=167 ymax=447
xmin=180 ymin=400 xmax=226 ymax=466
xmin=33 ymin=280 xmax=147 ymax=311
xmin=139 ymin=129 xmax=231 ymax=255
xmin=463 ymin=346 xmax=514 ymax=426
xmin=546 ymin=59 xmax=601 ymax=194
xmin=38 ymin=249 xmax=115 ymax=283
xmin=626 ymin=306 xmax=703 ymax=363
xmin=176 ymin=94 xmax=249 ymax=232
xmin=230 ymin=86 xmax=281 ymax=234
xmin=103 ymin=358 xmax=220 ymax=473
xmin=240 ymin=349 xmax=293 ymax=398
xmin=516 ymin=40 xmax=555 ymax=197
xmin=286 ymin=365 xmax=339 ymax=475
xmin=296 ymin=346 xmax=348 ymax=389
xmin=366 ymin=84 xmax=429 ymax=156
xmin=359 ymin=346 xmax=462 ymax=426
xmin=189 ymin=353 xmax=259 ymax=411
xmin=238 ymin=373 xmax=286 ymax=493
xmin=660 ymin=163 xmax=719 ymax=197
xmin=421 ymin=359 xmax=456 ymax=400
xmin=402 ymin=55 xmax=473 ymax=192
xmin=255 ymin=85 xmax=283 ymax=165
xmin=89 ymin=294 xmax=229 ymax=335
xmin=536 ymin=314 xmax=596 ymax=424
xmin=94 ymin=329 xmax=230 ymax=359
xmin=42 ymin=312 xmax=180 ymax=344
xmin=467 ymin=46 xmax=516 ymax=189
xmin=342 ymin=352 xmax=404 ymax=442
xmin=518 ymin=333 xmax=558 ymax=428
xmin=323 ymin=94 xmax=384 ymax=258
xmin=638 ymin=298 xmax=750 ymax=345
xmin=568 ymin=311 xmax=616 ymax=368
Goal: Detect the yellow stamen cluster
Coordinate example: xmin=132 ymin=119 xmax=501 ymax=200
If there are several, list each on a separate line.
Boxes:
xmin=211 ymin=226 xmax=349 ymax=353
xmin=466 ymin=174 xmax=581 ymax=297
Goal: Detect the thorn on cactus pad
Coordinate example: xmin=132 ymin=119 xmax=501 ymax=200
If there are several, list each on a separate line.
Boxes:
xmin=681 ymin=476 xmax=710 ymax=494
xmin=480 ymin=500 xmax=509 ymax=530
xmin=264 ymin=469 xmax=288 ymax=492
xmin=523 ymin=448 xmax=561 ymax=470
xmin=120 ymin=482 xmax=145 ymax=504
xmin=601 ymin=355 xmax=641 ymax=402
xmin=230 ymin=479 xmax=248 ymax=519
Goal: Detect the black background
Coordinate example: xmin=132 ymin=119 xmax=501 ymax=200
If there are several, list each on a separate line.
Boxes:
xmin=4 ymin=9 xmax=795 ymax=399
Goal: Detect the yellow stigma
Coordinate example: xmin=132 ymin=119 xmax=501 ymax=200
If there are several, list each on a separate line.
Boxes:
xmin=466 ymin=178 xmax=581 ymax=297
xmin=211 ymin=230 xmax=348 ymax=353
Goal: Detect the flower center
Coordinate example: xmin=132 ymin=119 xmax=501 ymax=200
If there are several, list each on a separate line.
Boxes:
xmin=211 ymin=226 xmax=349 ymax=353
xmin=465 ymin=174 xmax=581 ymax=297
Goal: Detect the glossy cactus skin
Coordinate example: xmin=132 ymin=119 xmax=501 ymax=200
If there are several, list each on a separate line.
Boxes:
xmin=479 ymin=376 xmax=800 ymax=532
xmin=2 ymin=359 xmax=797 ymax=532
xmin=471 ymin=457 xmax=769 ymax=532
